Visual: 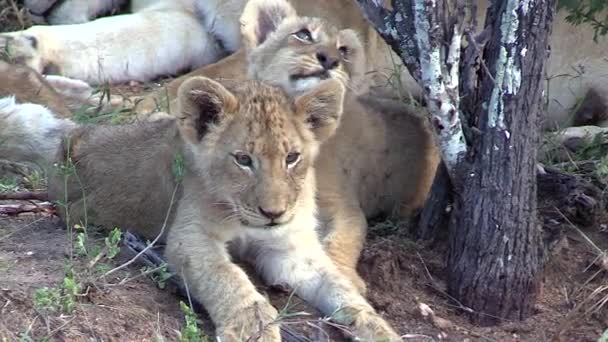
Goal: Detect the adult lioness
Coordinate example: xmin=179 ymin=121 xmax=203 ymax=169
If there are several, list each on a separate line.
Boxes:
xmin=0 ymin=77 xmax=401 ymax=341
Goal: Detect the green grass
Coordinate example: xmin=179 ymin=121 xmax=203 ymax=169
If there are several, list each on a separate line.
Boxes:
xmin=178 ymin=301 xmax=209 ymax=342
xmin=0 ymin=177 xmax=19 ymax=192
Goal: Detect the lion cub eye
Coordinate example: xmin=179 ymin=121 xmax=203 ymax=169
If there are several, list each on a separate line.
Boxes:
xmin=286 ymin=152 xmax=301 ymax=168
xmin=293 ymin=28 xmax=313 ymax=43
xmin=233 ymin=152 xmax=253 ymax=168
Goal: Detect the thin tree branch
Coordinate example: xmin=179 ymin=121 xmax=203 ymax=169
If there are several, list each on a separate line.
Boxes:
xmin=412 ymin=0 xmax=467 ymax=176
xmin=356 ymin=0 xmax=468 ymax=179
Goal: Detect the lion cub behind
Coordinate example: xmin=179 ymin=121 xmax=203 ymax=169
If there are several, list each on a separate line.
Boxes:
xmin=36 ymin=77 xmax=400 ymax=340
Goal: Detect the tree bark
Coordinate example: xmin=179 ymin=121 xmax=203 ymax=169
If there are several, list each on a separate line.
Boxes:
xmin=416 ymin=161 xmax=451 ymax=241
xmin=357 ymin=0 xmax=553 ymax=324
xmin=447 ymin=0 xmax=551 ymax=325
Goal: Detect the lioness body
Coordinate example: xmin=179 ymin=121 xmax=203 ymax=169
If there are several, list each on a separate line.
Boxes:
xmin=1 ymin=77 xmax=400 ymax=340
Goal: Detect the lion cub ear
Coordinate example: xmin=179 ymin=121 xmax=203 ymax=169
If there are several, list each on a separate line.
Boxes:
xmin=177 ymin=76 xmax=238 ymax=143
xmin=240 ymin=0 xmax=296 ymax=50
xmin=294 ymin=79 xmax=346 ymax=142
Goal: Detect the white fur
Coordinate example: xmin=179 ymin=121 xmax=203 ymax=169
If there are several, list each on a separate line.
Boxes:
xmin=0 ymin=96 xmax=75 ymax=167
xmin=11 ymin=0 xmax=246 ymax=85
xmin=18 ymin=7 xmax=223 ymax=85
xmin=293 ymin=77 xmax=323 ymax=94
xmin=43 ymin=75 xmax=94 ymax=103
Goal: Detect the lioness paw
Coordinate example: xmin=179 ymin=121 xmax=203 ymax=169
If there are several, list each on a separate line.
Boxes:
xmin=216 ymin=301 xmax=280 ymax=342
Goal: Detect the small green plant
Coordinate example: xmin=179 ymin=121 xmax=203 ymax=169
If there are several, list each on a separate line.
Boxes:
xmin=179 ymin=301 xmax=208 ymax=342
xmin=0 ymin=177 xmax=19 ymax=192
xmin=105 ymin=228 xmax=122 ymax=259
xmin=33 ymin=287 xmax=62 ymax=312
xmin=74 ymin=229 xmax=88 ymax=257
xmin=23 ymin=170 xmax=45 ymax=190
xmin=558 ymin=0 xmax=608 ymax=41
xmin=34 ymin=272 xmax=81 ymax=314
xmin=141 ymin=264 xmax=173 ymax=289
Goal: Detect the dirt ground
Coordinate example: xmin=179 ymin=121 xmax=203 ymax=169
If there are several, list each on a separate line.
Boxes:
xmin=1 ymin=2 xmax=607 ymax=342
xmin=1 ymin=202 xmax=607 ymax=341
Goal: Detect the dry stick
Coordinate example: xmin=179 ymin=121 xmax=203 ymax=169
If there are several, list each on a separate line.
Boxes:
xmin=555 ymin=208 xmax=605 ymax=256
xmin=101 ymin=184 xmax=180 ymax=279
xmin=0 ymin=202 xmax=54 ymax=215
xmin=0 ymin=191 xmax=49 ymax=201
xmin=87 ymin=245 xmax=108 ymax=269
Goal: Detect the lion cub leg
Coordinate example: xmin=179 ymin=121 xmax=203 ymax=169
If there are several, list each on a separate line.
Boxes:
xmin=251 ymin=227 xmax=400 ymax=341
xmin=165 ymin=210 xmax=281 ymax=341
xmin=320 ymin=201 xmax=368 ymax=295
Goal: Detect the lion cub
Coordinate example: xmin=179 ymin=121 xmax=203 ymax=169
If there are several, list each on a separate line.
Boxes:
xmin=150 ymin=0 xmax=439 ymax=294
xmin=5 ymin=77 xmax=396 ymax=340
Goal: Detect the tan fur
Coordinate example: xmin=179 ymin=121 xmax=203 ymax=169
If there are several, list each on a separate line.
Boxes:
xmin=0 ymin=59 xmax=125 ymax=117
xmin=0 ymin=61 xmax=72 ymax=117
xmin=46 ymin=77 xmax=400 ymax=340
xmin=143 ymin=0 xmax=438 ymax=294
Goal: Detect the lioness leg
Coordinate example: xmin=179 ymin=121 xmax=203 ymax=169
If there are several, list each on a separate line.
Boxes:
xmin=251 ymin=227 xmax=400 ymax=341
xmin=165 ymin=209 xmax=281 ymax=341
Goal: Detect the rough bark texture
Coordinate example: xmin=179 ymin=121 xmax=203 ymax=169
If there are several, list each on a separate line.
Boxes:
xmin=447 ymin=0 xmax=552 ymax=325
xmin=416 ymin=162 xmax=451 ymax=241
xmin=357 ymin=0 xmax=553 ymax=325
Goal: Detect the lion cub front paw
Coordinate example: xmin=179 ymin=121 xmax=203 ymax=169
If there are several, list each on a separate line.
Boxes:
xmin=216 ymin=301 xmax=281 ymax=342
xmin=351 ymin=310 xmax=401 ymax=341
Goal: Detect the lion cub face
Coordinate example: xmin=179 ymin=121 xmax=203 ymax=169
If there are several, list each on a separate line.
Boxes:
xmin=177 ymin=77 xmax=345 ymax=228
xmin=241 ymin=0 xmax=366 ymax=95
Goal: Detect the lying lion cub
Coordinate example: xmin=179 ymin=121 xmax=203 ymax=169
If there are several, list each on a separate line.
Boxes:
xmin=0 ymin=77 xmax=400 ymax=340
xmin=138 ymin=0 xmax=440 ymax=294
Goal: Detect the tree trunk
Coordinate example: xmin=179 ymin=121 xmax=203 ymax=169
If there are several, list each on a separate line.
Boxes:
xmin=416 ymin=161 xmax=451 ymax=241
xmin=447 ymin=0 xmax=552 ymax=325
xmin=356 ymin=0 xmax=554 ymax=324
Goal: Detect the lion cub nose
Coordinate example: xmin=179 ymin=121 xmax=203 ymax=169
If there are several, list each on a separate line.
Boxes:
xmin=258 ymin=207 xmax=286 ymax=220
xmin=316 ymin=51 xmax=339 ymax=70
